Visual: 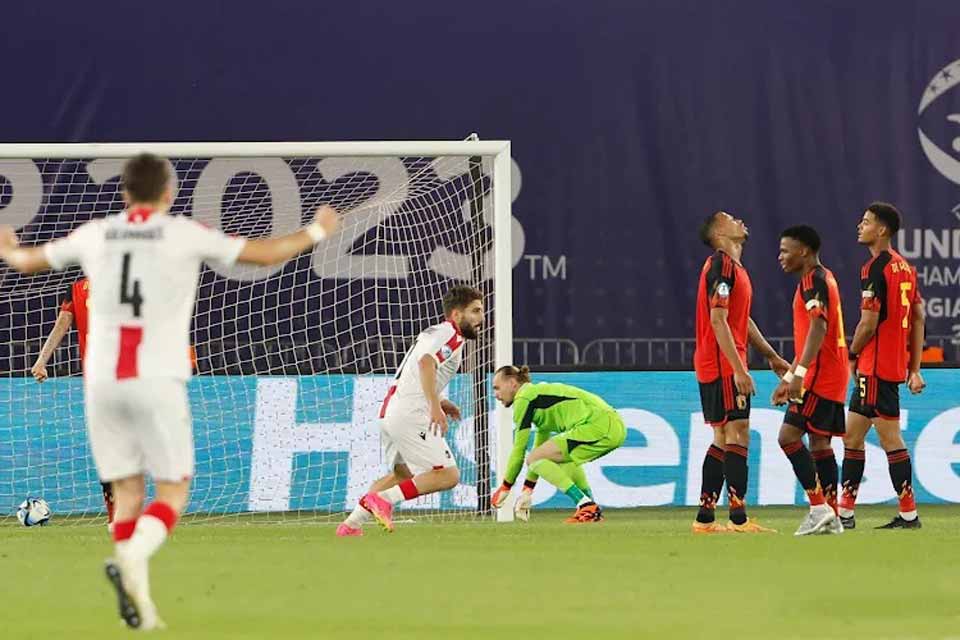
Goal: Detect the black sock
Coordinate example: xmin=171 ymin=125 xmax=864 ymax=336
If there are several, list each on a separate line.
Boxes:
xmin=886 ymin=449 xmax=917 ymax=516
xmin=696 ymin=444 xmax=725 ymax=523
xmin=780 ymin=440 xmax=818 ymax=491
xmin=813 ymin=449 xmax=838 ymax=512
xmin=840 ymin=448 xmax=865 ymax=513
xmin=724 ymin=444 xmax=748 ymax=525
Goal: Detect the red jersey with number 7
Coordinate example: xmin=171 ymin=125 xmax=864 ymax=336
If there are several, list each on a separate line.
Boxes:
xmin=857 ymin=249 xmax=920 ymax=383
xmin=694 ymin=251 xmax=752 ymax=383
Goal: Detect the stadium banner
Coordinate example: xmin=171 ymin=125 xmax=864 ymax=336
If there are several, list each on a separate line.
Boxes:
xmin=4 ymin=2 xmax=960 ymax=349
xmin=4 ymin=370 xmax=959 ymax=514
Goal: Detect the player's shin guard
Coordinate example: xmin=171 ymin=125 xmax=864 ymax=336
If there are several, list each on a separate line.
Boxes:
xmin=124 ymin=502 xmax=178 ymax=561
xmin=813 ymin=449 xmax=839 ymax=514
xmin=724 ymin=444 xmax=749 ymax=525
xmin=780 ymin=441 xmax=824 ymax=506
xmin=886 ymin=449 xmax=917 ymax=520
xmin=840 ymin=448 xmax=865 ymax=517
xmin=696 ymin=444 xmax=725 ymax=523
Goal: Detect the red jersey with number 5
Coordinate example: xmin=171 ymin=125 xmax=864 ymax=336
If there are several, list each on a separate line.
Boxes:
xmin=694 ymin=251 xmax=752 ymax=383
xmin=42 ymin=208 xmax=246 ymax=383
xmin=857 ymin=249 xmax=920 ymax=383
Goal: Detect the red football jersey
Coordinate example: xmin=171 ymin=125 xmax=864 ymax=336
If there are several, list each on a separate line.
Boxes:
xmin=60 ymin=278 xmax=90 ymax=364
xmin=694 ymin=251 xmax=752 ymax=383
xmin=857 ymin=249 xmax=920 ymax=383
xmin=792 ymin=266 xmax=849 ymax=403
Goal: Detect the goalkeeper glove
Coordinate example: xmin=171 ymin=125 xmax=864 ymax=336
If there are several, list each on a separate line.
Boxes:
xmin=514 ymin=486 xmax=533 ymax=522
xmin=491 ymin=482 xmax=512 ymax=509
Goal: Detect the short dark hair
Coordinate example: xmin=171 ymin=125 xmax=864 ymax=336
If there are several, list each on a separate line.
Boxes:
xmin=698 ymin=212 xmax=720 ymax=248
xmin=495 ymin=364 xmax=531 ymax=384
xmin=122 ymin=153 xmax=172 ymax=203
xmin=867 ymin=201 xmax=902 ymax=235
xmin=442 ymin=285 xmax=483 ymax=316
xmin=780 ymin=225 xmax=821 ymax=253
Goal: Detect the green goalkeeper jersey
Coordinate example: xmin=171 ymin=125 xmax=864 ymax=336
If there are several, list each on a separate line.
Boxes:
xmin=504 ymin=382 xmax=617 ymax=485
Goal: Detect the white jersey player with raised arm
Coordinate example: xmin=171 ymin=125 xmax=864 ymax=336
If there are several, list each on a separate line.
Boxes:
xmin=379 ymin=319 xmax=466 ymax=472
xmin=43 ymin=207 xmax=246 ymax=483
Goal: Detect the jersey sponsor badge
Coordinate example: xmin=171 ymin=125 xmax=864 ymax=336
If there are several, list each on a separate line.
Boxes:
xmin=440 ymin=344 xmax=453 ymax=359
xmin=716 ymin=282 xmax=730 ymax=297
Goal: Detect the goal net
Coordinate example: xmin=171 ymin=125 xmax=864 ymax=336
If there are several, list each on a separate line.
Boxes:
xmin=0 ymin=141 xmax=514 ymax=525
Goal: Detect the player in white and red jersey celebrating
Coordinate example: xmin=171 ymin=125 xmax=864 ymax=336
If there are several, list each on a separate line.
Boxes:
xmin=337 ymin=285 xmax=484 ymax=536
xmin=0 ymin=153 xmax=340 ymax=630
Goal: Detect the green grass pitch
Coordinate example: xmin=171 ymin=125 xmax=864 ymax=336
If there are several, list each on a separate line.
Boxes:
xmin=2 ymin=505 xmax=958 ymax=639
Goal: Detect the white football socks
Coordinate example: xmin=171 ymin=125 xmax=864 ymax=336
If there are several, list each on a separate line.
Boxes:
xmin=121 ymin=514 xmax=168 ymax=561
xmin=379 ymin=485 xmax=405 ymax=505
xmin=343 ymin=504 xmax=372 ymax=528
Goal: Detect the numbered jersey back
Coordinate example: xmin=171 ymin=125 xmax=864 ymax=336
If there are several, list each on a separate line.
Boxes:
xmin=43 ymin=209 xmax=245 ymax=383
xmin=857 ymin=248 xmax=920 ymax=383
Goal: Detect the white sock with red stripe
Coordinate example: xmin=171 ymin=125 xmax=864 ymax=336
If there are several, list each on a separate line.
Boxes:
xmin=379 ymin=479 xmax=420 ymax=505
xmin=112 ymin=517 xmax=138 ymax=556
xmin=122 ymin=501 xmax=178 ymax=561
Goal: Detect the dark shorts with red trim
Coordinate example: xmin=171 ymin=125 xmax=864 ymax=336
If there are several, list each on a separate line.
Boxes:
xmin=698 ymin=375 xmax=750 ymax=426
xmin=783 ymin=390 xmax=845 ymax=437
xmin=849 ymin=374 xmax=900 ymax=420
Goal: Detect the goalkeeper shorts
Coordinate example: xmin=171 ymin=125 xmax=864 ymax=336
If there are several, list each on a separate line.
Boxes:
xmin=551 ymin=410 xmax=626 ymax=466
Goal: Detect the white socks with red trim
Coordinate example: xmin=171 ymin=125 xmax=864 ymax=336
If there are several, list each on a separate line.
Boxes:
xmin=379 ymin=479 xmax=420 ymax=505
xmin=121 ymin=501 xmax=178 ymax=561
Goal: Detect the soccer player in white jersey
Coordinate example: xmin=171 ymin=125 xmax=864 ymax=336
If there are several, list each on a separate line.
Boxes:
xmin=0 ymin=153 xmax=340 ymax=630
xmin=337 ymin=286 xmax=484 ymax=536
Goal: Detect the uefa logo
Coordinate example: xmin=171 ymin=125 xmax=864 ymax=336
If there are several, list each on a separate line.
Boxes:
xmin=918 ymin=58 xmax=960 ymax=188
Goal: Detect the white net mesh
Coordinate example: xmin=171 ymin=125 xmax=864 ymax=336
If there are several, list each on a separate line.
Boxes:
xmin=0 ymin=150 xmax=502 ymax=524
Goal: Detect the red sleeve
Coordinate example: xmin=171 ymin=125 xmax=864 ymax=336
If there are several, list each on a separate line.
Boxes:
xmin=705 ymin=253 xmax=736 ymax=309
xmin=800 ymin=271 xmax=829 ymax=320
xmin=60 ymin=284 xmax=74 ymax=314
xmin=860 ymin=255 xmax=888 ymax=313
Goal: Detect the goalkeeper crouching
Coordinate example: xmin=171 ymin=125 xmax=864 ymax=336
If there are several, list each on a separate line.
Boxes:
xmin=491 ymin=365 xmax=626 ymax=523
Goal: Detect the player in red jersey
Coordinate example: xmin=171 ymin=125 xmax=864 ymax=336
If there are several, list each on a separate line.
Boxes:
xmin=840 ymin=203 xmax=926 ymax=530
xmin=32 ymin=278 xmax=116 ymax=526
xmin=772 ymin=226 xmax=848 ymax=535
xmin=692 ymin=211 xmax=789 ymax=534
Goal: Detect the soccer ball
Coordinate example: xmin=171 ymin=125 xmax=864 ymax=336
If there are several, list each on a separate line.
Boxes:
xmin=17 ymin=498 xmax=52 ymax=527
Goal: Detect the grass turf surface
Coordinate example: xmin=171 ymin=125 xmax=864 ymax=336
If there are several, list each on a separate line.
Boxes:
xmin=1 ymin=505 xmax=958 ymax=639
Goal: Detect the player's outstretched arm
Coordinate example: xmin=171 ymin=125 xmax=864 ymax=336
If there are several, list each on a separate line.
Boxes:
xmin=236 ymin=205 xmax=340 ymax=266
xmin=0 ymin=227 xmax=52 ymax=274
xmin=492 ymin=395 xmax=535 ymax=508
xmin=31 ymin=309 xmax=74 ymax=382
xmin=748 ymin=317 xmax=790 ymax=377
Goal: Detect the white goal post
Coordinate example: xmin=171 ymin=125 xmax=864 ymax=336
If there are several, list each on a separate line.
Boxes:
xmin=0 ymin=139 xmax=515 ymax=524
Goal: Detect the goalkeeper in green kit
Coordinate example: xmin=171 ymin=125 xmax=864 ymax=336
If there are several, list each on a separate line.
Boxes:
xmin=491 ymin=365 xmax=627 ymax=523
